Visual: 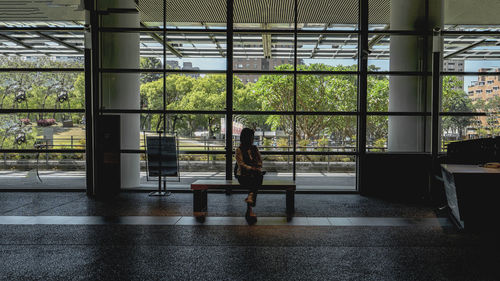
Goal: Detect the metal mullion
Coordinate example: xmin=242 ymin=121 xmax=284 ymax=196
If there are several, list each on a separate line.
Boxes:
xmin=439 ymin=112 xmax=489 ymax=116
xmin=0 ymin=149 xmax=85 ymax=153
xmin=0 ymin=27 xmax=83 ymax=32
xmin=367 ymin=112 xmax=431 ymax=116
xmin=441 ymin=71 xmax=500 ymax=76
xmin=233 ymin=70 xmax=359 ymax=75
xmin=292 ymin=0 xmax=298 ymax=182
xmin=120 ymin=149 xmax=225 ymax=155
xmin=0 ymin=68 xmax=83 ymax=72
xmin=432 ymin=37 xmax=441 ymax=161
xmin=0 ymin=109 xmax=84 ymax=114
xmin=296 ymin=70 xmax=359 ymax=75
xmin=98 ymin=68 xmax=226 ymax=74
xmin=163 ymin=0 xmax=167 ymax=134
xmin=367 ymin=71 xmax=431 ymax=76
xmin=90 ymin=0 xmax=101 ymax=196
xmin=357 ymin=0 xmax=368 ymax=194
xmin=98 ymin=27 xmax=227 ymax=33
xmin=99 ymin=109 xmax=226 ymax=114
xmin=442 ymin=30 xmax=500 ymax=35
xmin=234 ymin=111 xmax=359 ymax=116
xmin=422 ymin=0 xmax=429 ymax=152
xmin=366 ymin=151 xmax=432 ymax=156
xmin=295 ymin=151 xmax=358 ymax=156
xmin=234 ymin=29 xmax=360 ymax=35
xmin=259 ymin=151 xmax=358 ymax=156
xmin=226 ymin=0 xmax=234 ymax=180
xmin=368 ymin=30 xmax=430 ymax=36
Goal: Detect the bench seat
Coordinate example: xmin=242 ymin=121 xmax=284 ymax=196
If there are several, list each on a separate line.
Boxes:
xmin=190 ymin=179 xmax=296 ymax=221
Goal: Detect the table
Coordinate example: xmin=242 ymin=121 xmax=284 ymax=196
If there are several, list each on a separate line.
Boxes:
xmin=441 ymin=164 xmax=500 ymax=229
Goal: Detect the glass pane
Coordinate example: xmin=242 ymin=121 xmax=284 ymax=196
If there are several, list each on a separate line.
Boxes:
xmin=140 ymin=34 xmax=164 ymax=66
xmin=367 ymin=75 xmax=431 ymax=113
xmin=140 ymin=114 xmax=226 ymax=145
xmin=254 ymin=154 xmax=293 ymax=181
xmin=0 ymin=31 xmax=84 ymax=62
xmin=141 ymin=74 xmax=226 ymax=111
xmin=441 ymin=116 xmax=482 ymax=150
xmin=0 ymin=153 xmax=86 ymax=189
xmin=234 ymin=73 xmax=293 ymax=111
xmin=162 ymin=32 xmax=227 ymax=70
xmin=367 ymin=116 xmax=430 ymax=153
xmin=233 ymin=33 xmax=294 ymax=71
xmin=366 ymin=115 xmax=388 ymax=152
xmin=234 ymin=74 xmax=294 ymax=111
xmin=366 ymin=33 xmax=389 ymax=71
xmin=367 ymin=35 xmax=425 ymax=72
xmin=140 ymin=153 xmax=226 ymax=190
xmin=444 ymin=35 xmax=500 ymax=68
xmin=296 ymin=74 xmax=357 ymax=111
xmin=442 ymin=75 xmax=482 ymax=113
xmin=297 ymin=33 xmax=358 ymax=69
xmin=0 ymin=113 xmax=85 ymax=150
xmin=444 ymin=25 xmax=500 ymax=32
xmin=295 ymin=155 xmax=356 ymax=190
xmin=296 ymin=116 xmax=357 ymax=152
xmin=233 ymin=114 xmax=293 ymax=153
xmin=139 ymin=113 xmax=226 ymax=189
xmin=0 ymin=71 xmax=84 ymax=110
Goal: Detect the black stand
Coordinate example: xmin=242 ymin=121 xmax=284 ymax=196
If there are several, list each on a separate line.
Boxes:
xmin=149 ymin=131 xmax=171 ymax=197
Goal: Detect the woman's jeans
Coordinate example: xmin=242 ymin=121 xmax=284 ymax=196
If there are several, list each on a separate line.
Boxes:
xmin=237 ymin=174 xmax=263 ymax=207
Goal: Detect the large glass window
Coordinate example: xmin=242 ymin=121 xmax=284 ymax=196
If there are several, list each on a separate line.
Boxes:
xmin=0 ymin=23 xmax=86 ymax=189
xmin=13 ymin=1 xmax=498 ymax=191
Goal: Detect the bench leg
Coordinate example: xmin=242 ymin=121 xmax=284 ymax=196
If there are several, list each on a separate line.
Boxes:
xmin=286 ymin=190 xmax=295 ymax=221
xmin=225 ymin=188 xmax=232 ymax=196
xmin=193 ymin=190 xmax=207 ymax=219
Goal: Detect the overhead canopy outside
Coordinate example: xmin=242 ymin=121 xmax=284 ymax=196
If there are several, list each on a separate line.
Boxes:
xmin=0 ymin=0 xmax=499 ymax=59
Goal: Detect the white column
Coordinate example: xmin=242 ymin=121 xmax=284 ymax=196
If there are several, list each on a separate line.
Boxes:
xmin=388 ymin=0 xmax=443 ymax=152
xmin=99 ymin=0 xmax=140 ymax=188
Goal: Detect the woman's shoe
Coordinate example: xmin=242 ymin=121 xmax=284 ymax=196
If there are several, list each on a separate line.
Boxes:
xmin=245 ymin=206 xmax=257 ymax=225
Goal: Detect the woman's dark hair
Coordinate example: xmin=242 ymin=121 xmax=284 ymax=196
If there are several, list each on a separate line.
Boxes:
xmin=239 ymin=128 xmax=255 ymax=148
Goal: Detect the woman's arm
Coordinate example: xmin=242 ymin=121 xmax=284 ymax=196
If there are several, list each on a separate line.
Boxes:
xmin=254 ymin=147 xmax=262 ymax=169
xmin=236 ymin=147 xmax=255 ymax=171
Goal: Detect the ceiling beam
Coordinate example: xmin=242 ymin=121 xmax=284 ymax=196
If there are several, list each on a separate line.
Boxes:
xmin=310 ymin=23 xmax=333 ymax=58
xmin=140 ymin=22 xmax=183 ymax=58
xmin=201 ymin=22 xmax=225 ymax=57
xmin=261 ymin=24 xmax=272 ymax=58
xmin=34 ymin=31 xmax=83 ymax=53
xmin=444 ymin=39 xmax=487 ymax=59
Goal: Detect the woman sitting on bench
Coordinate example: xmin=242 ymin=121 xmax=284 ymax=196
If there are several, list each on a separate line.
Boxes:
xmin=235 ymin=128 xmax=263 ymax=223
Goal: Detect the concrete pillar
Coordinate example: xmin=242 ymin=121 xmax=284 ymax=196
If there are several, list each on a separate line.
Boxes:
xmin=99 ymin=0 xmax=140 ymax=188
xmin=388 ymin=0 xmax=443 ymax=152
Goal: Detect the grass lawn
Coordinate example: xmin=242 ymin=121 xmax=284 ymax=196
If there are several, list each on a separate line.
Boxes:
xmin=37 ymin=125 xmax=86 ymax=148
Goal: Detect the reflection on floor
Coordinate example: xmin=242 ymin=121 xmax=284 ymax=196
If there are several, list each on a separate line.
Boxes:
xmin=0 ymin=171 xmax=356 ymax=190
xmin=0 ymin=192 xmax=498 ymax=281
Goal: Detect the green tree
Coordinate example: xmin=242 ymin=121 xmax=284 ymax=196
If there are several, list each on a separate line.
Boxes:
xmin=140 ymin=74 xmax=195 ymax=132
xmin=176 ymin=75 xmax=226 ymax=137
xmin=140 ymin=57 xmax=163 ymax=83
xmin=253 ymin=64 xmax=358 ymax=142
xmin=442 ymin=76 xmax=474 ymax=139
xmin=367 ymin=76 xmax=389 ymax=145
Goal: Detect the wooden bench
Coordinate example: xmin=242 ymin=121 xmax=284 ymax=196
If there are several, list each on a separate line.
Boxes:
xmin=191 ymin=179 xmax=296 ymax=221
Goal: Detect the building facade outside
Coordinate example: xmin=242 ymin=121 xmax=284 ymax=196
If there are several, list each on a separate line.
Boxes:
xmin=467 ymin=68 xmax=500 ymax=137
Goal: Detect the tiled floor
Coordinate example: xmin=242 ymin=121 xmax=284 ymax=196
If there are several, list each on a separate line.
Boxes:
xmin=0 ymin=192 xmax=498 ymax=281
